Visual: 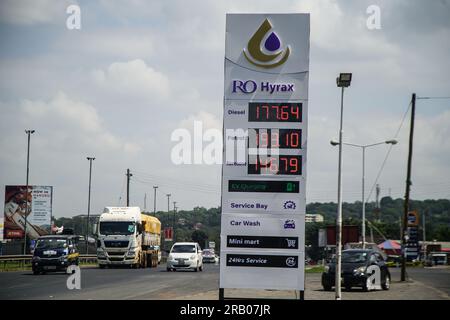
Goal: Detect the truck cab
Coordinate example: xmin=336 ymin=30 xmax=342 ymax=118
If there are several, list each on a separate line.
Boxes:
xmin=96 ymin=207 xmax=160 ymax=268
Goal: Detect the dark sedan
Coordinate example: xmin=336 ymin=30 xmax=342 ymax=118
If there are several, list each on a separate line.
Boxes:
xmin=322 ymin=249 xmax=390 ymax=291
xmin=32 ymin=235 xmax=79 ymax=275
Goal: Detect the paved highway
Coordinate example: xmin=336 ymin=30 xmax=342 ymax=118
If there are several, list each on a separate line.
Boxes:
xmin=403 ymin=266 xmax=450 ymax=296
xmin=0 ymin=265 xmax=448 ymax=300
xmin=0 ymin=264 xmax=220 ymax=300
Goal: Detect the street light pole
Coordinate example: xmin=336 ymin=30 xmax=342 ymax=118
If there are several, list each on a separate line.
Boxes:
xmin=86 ymin=157 xmax=95 ymax=254
xmin=23 ymin=129 xmax=35 ymax=255
xmin=362 ymin=147 xmax=366 ymax=248
xmin=335 ymin=85 xmax=345 ymax=300
xmin=334 ymin=73 xmax=352 ymax=300
xmin=330 ymin=140 xmax=397 ymax=249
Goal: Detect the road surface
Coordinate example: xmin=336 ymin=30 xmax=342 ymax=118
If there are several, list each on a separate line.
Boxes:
xmin=0 ymin=264 xmax=448 ymax=300
xmin=0 ymin=264 xmax=220 ymax=300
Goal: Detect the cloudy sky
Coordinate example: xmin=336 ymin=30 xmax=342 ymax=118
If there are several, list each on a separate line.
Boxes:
xmin=0 ymin=0 xmax=449 ymax=218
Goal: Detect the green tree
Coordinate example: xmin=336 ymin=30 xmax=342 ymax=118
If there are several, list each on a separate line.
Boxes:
xmin=191 ymin=230 xmax=208 ymax=247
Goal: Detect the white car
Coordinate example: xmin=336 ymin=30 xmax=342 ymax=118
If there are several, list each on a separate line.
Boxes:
xmin=166 ymin=242 xmax=203 ymax=272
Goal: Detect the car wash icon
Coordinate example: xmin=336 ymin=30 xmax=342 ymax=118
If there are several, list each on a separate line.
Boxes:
xmin=243 ymin=18 xmax=291 ymax=69
xmin=283 ymin=201 xmax=296 ymax=210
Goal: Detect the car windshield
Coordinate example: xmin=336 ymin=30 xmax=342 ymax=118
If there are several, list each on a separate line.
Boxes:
xmin=203 ymin=249 xmax=214 ymax=255
xmin=171 ymin=245 xmax=196 ymax=253
xmin=99 ymin=221 xmax=135 ymax=235
xmin=36 ymin=238 xmax=67 ymax=249
xmin=341 ymin=252 xmax=369 ymax=263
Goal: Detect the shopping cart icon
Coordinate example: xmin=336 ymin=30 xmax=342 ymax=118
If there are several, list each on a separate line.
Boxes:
xmin=286 ymin=239 xmax=297 ymax=248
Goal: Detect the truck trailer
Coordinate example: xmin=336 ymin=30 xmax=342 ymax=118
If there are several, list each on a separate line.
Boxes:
xmin=96 ymin=207 xmax=161 ymax=268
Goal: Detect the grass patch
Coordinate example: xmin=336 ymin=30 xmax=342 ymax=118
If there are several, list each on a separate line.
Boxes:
xmin=305 ymin=265 xmax=325 ymax=273
xmin=0 ymin=260 xmax=97 ymax=272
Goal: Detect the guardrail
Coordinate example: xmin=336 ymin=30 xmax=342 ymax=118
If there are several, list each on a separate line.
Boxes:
xmin=0 ymin=254 xmax=98 ymax=270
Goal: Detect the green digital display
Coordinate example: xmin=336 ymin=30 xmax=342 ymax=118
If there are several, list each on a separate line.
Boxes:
xmin=228 ymin=180 xmax=299 ymax=193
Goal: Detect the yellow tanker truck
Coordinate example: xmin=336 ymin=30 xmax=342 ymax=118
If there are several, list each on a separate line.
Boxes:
xmin=96 ymin=207 xmax=161 ymax=268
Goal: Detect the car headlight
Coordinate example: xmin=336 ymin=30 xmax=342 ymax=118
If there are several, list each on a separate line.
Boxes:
xmin=168 ymin=255 xmax=173 ymax=260
xmin=324 ymin=265 xmax=330 ymax=273
xmin=353 ymin=266 xmax=366 ymax=275
xmin=190 ymin=255 xmax=196 ymax=260
xmin=97 ymin=251 xmax=106 ymax=257
xmin=32 ymin=256 xmax=40 ymax=262
xmin=59 ymin=255 xmax=68 ymax=262
xmin=126 ymin=249 xmax=136 ymax=257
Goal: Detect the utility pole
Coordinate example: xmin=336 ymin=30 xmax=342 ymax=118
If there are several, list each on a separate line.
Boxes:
xmin=375 ymin=184 xmax=380 ymax=222
xmin=86 ymin=157 xmax=95 ymax=254
xmin=166 ymin=194 xmax=171 ymax=213
xmin=401 ymin=93 xmax=416 ymax=281
xmin=376 ymin=184 xmax=380 ymax=208
xmin=153 ymin=186 xmax=158 ymax=214
xmin=423 ymin=211 xmax=427 ymax=260
xmin=23 ymin=129 xmax=35 ymax=255
xmin=173 ymin=201 xmax=177 ymax=242
xmin=144 ymin=193 xmax=147 ymax=211
xmin=126 ymin=169 xmax=132 ymax=206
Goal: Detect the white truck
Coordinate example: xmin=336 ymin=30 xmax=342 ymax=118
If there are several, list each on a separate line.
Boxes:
xmin=96 ymin=207 xmax=161 ymax=268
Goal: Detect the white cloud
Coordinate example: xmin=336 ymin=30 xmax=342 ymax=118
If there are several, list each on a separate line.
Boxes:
xmin=179 ymin=111 xmax=221 ymax=131
xmin=20 ymin=92 xmax=141 ymax=154
xmin=92 ymin=59 xmax=169 ymax=101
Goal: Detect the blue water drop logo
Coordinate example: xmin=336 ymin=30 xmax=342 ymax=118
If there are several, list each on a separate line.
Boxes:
xmin=264 ymin=32 xmax=281 ymax=51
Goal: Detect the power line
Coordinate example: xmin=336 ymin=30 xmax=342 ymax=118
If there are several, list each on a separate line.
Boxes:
xmin=117 ymin=175 xmax=126 ymax=206
xmin=133 ymin=170 xmax=220 ymax=189
xmin=365 ymin=101 xmax=412 ymax=202
xmin=133 ymin=176 xmax=220 ymax=195
xmin=132 ymin=173 xmax=221 ymax=192
xmin=417 ymin=96 xmax=450 ymax=100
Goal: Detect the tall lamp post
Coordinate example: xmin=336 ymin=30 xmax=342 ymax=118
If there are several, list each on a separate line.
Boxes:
xmin=23 ymin=130 xmax=35 ymax=255
xmin=330 ymin=140 xmax=398 ymax=249
xmin=335 ymin=73 xmax=352 ymax=300
xmin=86 ymin=157 xmax=95 ymax=254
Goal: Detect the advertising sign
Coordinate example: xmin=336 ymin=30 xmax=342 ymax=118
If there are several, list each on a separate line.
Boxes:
xmin=164 ymin=227 xmax=173 ymax=241
xmin=220 ymin=13 xmax=310 ymax=292
xmin=0 ymin=216 xmax=3 ymax=242
xmin=3 ymin=186 xmax=53 ymax=239
xmin=405 ymin=211 xmax=420 ymax=260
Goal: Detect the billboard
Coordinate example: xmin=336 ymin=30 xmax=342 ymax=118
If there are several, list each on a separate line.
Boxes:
xmin=325 ymin=225 xmax=360 ymax=246
xmin=220 ymin=13 xmax=310 ymax=292
xmin=0 ymin=216 xmax=3 ymax=242
xmin=164 ymin=227 xmax=173 ymax=241
xmin=3 ymin=185 xmax=53 ymax=239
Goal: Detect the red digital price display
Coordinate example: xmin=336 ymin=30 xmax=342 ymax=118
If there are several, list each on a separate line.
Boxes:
xmin=248 ymin=155 xmax=302 ymax=175
xmin=249 ymin=129 xmax=301 ymax=149
xmin=248 ymin=102 xmax=302 ymax=122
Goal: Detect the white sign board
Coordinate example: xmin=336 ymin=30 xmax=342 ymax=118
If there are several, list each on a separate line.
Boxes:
xmin=220 ymin=13 xmax=310 ymax=291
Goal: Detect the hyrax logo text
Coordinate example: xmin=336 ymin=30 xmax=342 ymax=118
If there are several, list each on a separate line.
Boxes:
xmin=232 ymin=80 xmax=294 ymax=94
